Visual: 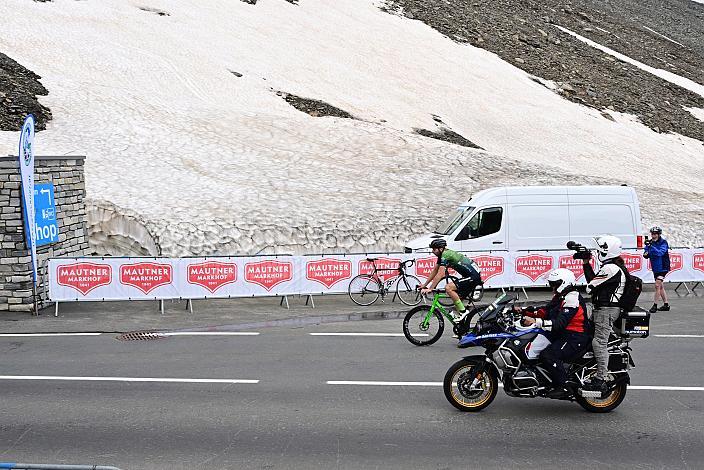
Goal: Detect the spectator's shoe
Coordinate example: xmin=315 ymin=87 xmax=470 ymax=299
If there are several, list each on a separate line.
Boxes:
xmin=657 ymin=303 xmax=670 ymax=311
xmin=649 ymin=304 xmax=658 ymax=314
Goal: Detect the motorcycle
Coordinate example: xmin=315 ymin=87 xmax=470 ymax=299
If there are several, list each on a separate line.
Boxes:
xmin=443 ymin=293 xmax=641 ymax=413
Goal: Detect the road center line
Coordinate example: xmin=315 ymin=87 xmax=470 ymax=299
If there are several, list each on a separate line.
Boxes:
xmin=0 ymin=333 xmax=103 ymax=337
xmin=0 ymin=375 xmax=259 ymax=384
xmin=654 ymin=335 xmax=704 ymax=338
xmin=310 ymin=333 xmax=427 ymax=337
xmin=162 ymin=332 xmax=260 ymax=336
xmin=326 ymin=381 xmax=704 ymax=391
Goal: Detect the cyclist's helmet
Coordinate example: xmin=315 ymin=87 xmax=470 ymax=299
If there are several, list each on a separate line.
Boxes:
xmin=429 ymin=239 xmax=447 ymax=249
xmin=547 ymin=268 xmax=576 ymax=294
xmin=650 ymin=226 xmax=662 ymax=235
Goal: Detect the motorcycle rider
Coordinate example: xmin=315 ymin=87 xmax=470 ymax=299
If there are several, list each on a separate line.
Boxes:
xmin=581 ymin=235 xmax=627 ymax=393
xmin=522 ymin=268 xmax=591 ymax=398
xmin=420 ymin=239 xmax=482 ymax=319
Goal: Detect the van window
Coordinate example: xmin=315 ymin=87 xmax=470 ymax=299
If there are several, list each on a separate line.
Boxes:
xmin=436 ymin=206 xmax=474 ymax=235
xmin=456 ymin=207 xmax=503 ymax=241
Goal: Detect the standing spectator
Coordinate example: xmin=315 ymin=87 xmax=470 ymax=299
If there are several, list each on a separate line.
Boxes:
xmin=644 ymin=226 xmax=670 ymax=313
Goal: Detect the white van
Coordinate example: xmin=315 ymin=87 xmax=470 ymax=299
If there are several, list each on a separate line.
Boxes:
xmin=405 ymin=185 xmax=643 ymax=253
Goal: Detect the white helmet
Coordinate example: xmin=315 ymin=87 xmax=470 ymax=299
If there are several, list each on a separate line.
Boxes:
xmin=547 ymin=268 xmax=576 ymax=294
xmin=594 ymin=235 xmax=622 ymax=262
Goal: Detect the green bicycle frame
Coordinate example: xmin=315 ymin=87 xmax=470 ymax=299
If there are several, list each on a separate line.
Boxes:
xmin=423 ymin=292 xmax=458 ymax=327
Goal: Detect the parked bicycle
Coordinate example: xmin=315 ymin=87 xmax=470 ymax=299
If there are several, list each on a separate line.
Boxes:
xmin=402 ymin=283 xmax=484 ymax=345
xmin=348 ymin=259 xmax=422 ymax=306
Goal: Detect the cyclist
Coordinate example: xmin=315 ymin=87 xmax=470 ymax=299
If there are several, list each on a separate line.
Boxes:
xmin=419 ymin=239 xmax=482 ymax=318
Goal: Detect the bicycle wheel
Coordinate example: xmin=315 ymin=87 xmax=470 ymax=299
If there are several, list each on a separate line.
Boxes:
xmin=403 ymin=305 xmax=445 ymax=346
xmin=395 ymin=275 xmax=422 ymax=306
xmin=348 ymin=274 xmax=381 ymax=306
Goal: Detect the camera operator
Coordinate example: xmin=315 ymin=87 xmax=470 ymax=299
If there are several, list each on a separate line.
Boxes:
xmin=575 ymin=235 xmax=628 ymax=394
xmin=644 ymin=226 xmax=670 ymax=313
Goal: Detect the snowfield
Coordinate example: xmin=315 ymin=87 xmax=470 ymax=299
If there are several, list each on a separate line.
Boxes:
xmin=0 ymin=0 xmax=702 ymax=255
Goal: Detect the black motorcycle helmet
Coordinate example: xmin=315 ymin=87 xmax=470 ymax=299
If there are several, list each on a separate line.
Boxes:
xmin=429 ymin=239 xmax=447 ymax=250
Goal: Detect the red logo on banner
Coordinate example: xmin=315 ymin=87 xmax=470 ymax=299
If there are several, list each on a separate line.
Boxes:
xmin=621 ymin=253 xmax=643 ymax=273
xmin=558 ymin=255 xmax=595 ymax=281
xmin=306 ymin=259 xmax=352 ymax=289
xmin=57 ymin=262 xmax=112 ymax=295
xmin=187 ymin=261 xmax=237 ymax=293
xmin=647 ymin=253 xmax=683 ymax=276
xmin=359 ymin=258 xmax=402 ymax=282
xmin=245 ymin=260 xmax=293 ymax=291
xmin=414 ymin=257 xmax=438 ymax=279
xmin=120 ymin=262 xmax=173 ymax=294
xmin=694 ymin=253 xmax=704 ymax=273
xmin=474 ymin=255 xmax=504 ymax=281
xmin=515 ymin=255 xmax=553 ymax=282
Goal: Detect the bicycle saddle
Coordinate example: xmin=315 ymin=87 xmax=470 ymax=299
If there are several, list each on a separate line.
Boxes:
xmin=366 ymin=257 xmax=378 ymax=262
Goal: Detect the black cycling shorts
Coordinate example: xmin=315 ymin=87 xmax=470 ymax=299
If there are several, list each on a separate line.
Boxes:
xmin=653 ymin=271 xmax=669 ymax=280
xmin=454 ymin=276 xmax=481 ymax=299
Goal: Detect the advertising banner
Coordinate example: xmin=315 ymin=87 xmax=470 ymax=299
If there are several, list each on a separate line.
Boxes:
xmin=48 ymin=249 xmax=704 ymax=302
xmin=18 ymin=115 xmax=38 ymax=283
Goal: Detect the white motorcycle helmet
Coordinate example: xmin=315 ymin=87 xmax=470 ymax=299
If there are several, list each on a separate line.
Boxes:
xmin=547 ymin=268 xmax=576 ymax=294
xmin=594 ymin=234 xmax=622 ymax=262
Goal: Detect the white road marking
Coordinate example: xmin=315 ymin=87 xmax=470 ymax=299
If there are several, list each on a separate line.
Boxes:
xmin=654 ymin=335 xmax=704 ymax=338
xmin=327 ymin=381 xmax=441 ymax=386
xmin=0 ymin=333 xmax=103 ymax=337
xmin=310 ymin=333 xmax=426 ymax=337
xmin=326 ymin=381 xmax=704 ymax=392
xmin=0 ymin=375 xmax=259 ymax=384
xmin=163 ymin=332 xmax=260 ymax=336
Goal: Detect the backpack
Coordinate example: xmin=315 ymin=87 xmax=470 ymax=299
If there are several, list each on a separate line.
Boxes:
xmin=618 ymin=266 xmax=643 ymax=313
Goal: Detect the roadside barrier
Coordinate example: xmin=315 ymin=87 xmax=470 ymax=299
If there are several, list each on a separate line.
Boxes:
xmin=46 ymin=248 xmax=704 ymax=315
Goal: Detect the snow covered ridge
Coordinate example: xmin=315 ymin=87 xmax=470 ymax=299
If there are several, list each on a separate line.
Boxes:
xmin=0 ymin=0 xmax=703 ymax=256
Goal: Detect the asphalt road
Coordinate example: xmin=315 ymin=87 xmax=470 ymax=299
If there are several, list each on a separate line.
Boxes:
xmin=0 ymin=297 xmax=703 ymax=469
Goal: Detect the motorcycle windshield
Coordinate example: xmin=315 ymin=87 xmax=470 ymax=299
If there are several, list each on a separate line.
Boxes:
xmin=479 ymin=292 xmax=517 ymax=322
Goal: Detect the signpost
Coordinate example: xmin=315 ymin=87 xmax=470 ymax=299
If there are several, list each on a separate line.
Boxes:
xmin=33 ymin=183 xmax=59 ymax=247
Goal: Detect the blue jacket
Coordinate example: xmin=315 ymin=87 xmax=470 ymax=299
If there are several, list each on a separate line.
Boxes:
xmin=644 ymin=237 xmax=670 ymax=272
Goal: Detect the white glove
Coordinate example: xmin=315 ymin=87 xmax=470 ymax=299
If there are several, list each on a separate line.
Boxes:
xmin=532 ymin=318 xmax=543 ymax=328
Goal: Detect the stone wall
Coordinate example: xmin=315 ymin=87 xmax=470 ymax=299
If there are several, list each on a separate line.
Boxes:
xmin=0 ymin=155 xmax=88 ymax=312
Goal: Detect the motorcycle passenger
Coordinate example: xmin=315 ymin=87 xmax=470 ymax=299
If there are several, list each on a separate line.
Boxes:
xmin=419 ymin=239 xmax=482 ymax=319
xmin=522 ymin=268 xmax=591 ymax=398
xmin=581 ymin=235 xmax=627 ymax=393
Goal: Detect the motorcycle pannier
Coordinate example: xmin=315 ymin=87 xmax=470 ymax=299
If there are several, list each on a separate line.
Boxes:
xmin=615 ymin=307 xmax=650 ymax=338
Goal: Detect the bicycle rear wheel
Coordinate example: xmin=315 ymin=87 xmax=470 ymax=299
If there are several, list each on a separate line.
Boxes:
xmin=348 ymin=274 xmax=381 ymax=306
xmin=395 ymin=275 xmax=422 ymax=306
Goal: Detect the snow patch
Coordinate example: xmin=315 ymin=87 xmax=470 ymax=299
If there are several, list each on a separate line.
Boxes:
xmin=642 ymin=26 xmax=685 ymax=47
xmin=685 ymin=107 xmax=704 ymax=122
xmin=554 ymin=25 xmax=704 ymax=100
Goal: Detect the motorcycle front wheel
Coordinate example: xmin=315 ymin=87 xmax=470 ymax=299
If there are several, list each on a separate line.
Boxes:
xmin=575 ymin=378 xmax=628 ymax=413
xmin=444 ymin=359 xmax=498 ymax=412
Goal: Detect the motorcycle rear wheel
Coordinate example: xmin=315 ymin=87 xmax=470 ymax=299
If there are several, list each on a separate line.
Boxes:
xmin=575 ymin=380 xmax=628 ymax=413
xmin=444 ymin=359 xmax=498 ymax=412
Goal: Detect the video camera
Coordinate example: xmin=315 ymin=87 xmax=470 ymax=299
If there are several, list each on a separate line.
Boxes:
xmin=566 ymin=240 xmax=592 ymax=261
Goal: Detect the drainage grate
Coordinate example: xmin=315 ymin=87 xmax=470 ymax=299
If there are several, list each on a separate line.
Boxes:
xmin=116 ymin=330 xmax=167 ymax=341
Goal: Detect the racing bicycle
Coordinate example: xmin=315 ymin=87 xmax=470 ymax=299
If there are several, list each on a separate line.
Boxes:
xmin=348 ymin=259 xmax=422 ymax=306
xmin=403 ymin=285 xmax=484 ymax=345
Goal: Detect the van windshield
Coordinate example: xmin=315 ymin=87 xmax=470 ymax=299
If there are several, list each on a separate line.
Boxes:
xmin=435 ymin=206 xmax=474 ymax=235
